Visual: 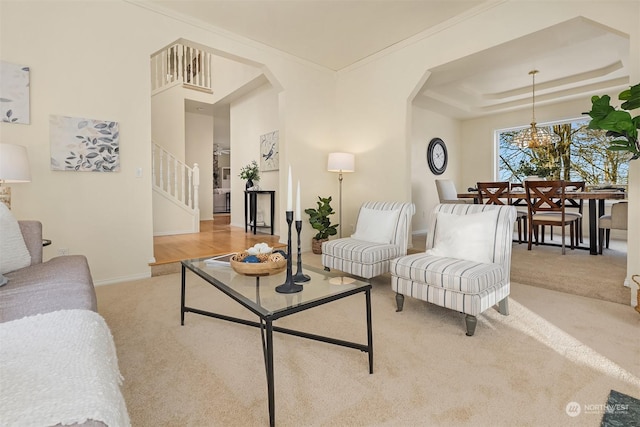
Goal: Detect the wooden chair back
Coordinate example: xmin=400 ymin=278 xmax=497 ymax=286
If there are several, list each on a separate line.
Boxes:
xmin=524 ymin=180 xmax=567 ymax=214
xmin=476 ymin=181 xmax=510 ymax=205
xmin=565 ymin=181 xmax=585 ymax=212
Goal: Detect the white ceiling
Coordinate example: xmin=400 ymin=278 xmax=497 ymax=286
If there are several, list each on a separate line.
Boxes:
xmin=146 ymin=1 xmax=631 ymax=119
xmin=148 ymin=0 xmax=485 ymax=71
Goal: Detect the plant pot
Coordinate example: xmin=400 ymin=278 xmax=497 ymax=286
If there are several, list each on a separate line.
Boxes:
xmin=311 ymin=238 xmax=327 ymax=254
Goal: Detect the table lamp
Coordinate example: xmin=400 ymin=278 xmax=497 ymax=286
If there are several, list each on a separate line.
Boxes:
xmin=0 ymin=143 xmax=31 ymax=209
xmin=327 ymin=152 xmax=355 ymax=238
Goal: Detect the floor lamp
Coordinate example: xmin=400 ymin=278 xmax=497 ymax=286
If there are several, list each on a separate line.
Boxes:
xmin=0 ymin=143 xmax=31 ymax=210
xmin=327 ymin=152 xmax=355 ymax=238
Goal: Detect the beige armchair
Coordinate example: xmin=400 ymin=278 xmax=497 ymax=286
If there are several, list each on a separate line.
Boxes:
xmin=598 ymin=201 xmax=628 ymax=253
xmin=390 ymin=203 xmax=516 ymax=336
xmin=322 ymin=201 xmax=415 ymax=279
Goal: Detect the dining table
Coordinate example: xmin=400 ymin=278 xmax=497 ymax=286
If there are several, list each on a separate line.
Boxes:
xmin=456 ymin=189 xmax=626 ymax=255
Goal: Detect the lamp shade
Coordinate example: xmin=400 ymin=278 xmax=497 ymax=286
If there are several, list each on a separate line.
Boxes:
xmin=0 ymin=143 xmax=31 ymax=182
xmin=327 ymin=152 xmax=355 ymax=173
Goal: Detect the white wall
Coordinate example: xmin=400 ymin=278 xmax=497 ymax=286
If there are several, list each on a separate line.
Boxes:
xmin=410 ymin=106 xmax=462 ymax=234
xmin=334 ymin=1 xmax=638 ymax=304
xmin=2 ymin=1 xmax=637 ymax=292
xmin=185 ymin=111 xmax=213 ymax=220
xmin=1 ymin=1 xmax=158 ymax=284
xmin=151 ymin=87 xmax=185 ymax=158
xmin=230 ymin=84 xmax=280 ymax=232
xmin=0 ymin=0 xmax=336 ymax=282
xmin=152 ymin=191 xmax=197 ymax=235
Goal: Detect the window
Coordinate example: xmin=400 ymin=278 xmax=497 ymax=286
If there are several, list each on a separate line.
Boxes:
xmin=498 ymin=118 xmax=629 ymax=186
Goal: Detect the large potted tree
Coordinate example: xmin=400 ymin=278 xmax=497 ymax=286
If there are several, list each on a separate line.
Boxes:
xmin=304 ymin=196 xmax=338 ymax=254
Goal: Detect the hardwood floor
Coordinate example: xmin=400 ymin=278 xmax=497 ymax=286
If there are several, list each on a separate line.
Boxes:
xmin=152 ymin=217 xmax=284 ymax=266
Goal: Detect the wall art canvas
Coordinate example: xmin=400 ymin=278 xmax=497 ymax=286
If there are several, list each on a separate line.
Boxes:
xmin=50 ymin=115 xmax=120 ymax=172
xmin=0 ymin=61 xmax=30 ymax=124
xmin=260 ymin=130 xmax=279 ymax=172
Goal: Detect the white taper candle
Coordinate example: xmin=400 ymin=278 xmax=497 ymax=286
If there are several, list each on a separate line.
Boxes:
xmin=287 ymin=165 xmax=293 ymax=211
xmin=296 ymin=180 xmax=301 ymax=220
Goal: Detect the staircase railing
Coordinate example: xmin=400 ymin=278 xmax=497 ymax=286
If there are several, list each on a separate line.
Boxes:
xmin=151 ymin=39 xmax=212 ymax=94
xmin=152 ymin=143 xmax=200 ymax=214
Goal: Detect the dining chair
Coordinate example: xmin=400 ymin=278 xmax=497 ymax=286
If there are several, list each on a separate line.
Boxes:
xmin=551 ymin=181 xmax=585 ymax=243
xmin=524 ymin=180 xmax=581 ymax=254
xmin=476 ymin=181 xmax=527 ymax=244
xmin=598 ymin=201 xmax=628 ymax=253
xmin=435 ymin=179 xmax=474 ymax=204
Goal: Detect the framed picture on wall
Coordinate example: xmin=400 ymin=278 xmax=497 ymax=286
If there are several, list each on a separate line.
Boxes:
xmin=49 ymin=115 xmax=120 ymax=172
xmin=0 ymin=61 xmax=30 ymax=124
xmin=260 ymin=130 xmax=279 ymax=172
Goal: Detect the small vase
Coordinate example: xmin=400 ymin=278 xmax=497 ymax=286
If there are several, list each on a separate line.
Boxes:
xmin=246 ymin=179 xmax=253 ymax=190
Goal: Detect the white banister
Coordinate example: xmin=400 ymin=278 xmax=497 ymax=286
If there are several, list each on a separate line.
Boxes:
xmin=151 ymin=40 xmax=212 ymax=94
xmin=152 ymin=142 xmax=199 ymax=213
xmin=192 ymin=163 xmax=200 ymax=210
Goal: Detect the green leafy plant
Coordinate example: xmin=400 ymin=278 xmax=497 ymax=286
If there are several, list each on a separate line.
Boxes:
xmin=584 ymin=82 xmax=640 ymax=160
xmin=238 ymin=160 xmax=260 ymax=181
xmin=304 ymin=196 xmax=338 ymax=240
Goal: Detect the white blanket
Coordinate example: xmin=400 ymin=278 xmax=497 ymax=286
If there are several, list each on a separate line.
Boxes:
xmin=0 ymin=309 xmax=130 ymax=427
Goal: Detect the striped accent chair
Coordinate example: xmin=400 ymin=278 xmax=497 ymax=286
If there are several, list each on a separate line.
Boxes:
xmin=322 ymin=201 xmax=415 ymax=279
xmin=390 ymin=203 xmax=516 ymax=336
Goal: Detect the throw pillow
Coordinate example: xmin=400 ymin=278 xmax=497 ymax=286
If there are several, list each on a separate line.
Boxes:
xmin=426 ymin=209 xmax=499 ymax=264
xmin=0 ymin=202 xmax=31 ymax=276
xmin=351 ymin=207 xmax=400 ymax=244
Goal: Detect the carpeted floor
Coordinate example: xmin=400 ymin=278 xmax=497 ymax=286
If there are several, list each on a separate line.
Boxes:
xmin=509 ymin=242 xmax=628 ymax=306
xmin=96 ymin=253 xmax=640 ymax=426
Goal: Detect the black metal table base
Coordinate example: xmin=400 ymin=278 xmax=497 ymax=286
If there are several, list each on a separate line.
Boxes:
xmin=181 ymin=265 xmax=373 ymax=427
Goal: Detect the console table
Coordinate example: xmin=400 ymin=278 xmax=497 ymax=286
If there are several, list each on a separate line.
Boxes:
xmin=244 ymin=190 xmax=275 ymax=235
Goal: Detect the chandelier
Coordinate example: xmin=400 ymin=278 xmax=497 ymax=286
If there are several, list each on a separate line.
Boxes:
xmin=513 ymin=70 xmax=560 ymax=149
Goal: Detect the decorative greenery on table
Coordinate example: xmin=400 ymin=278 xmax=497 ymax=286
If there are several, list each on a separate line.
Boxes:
xmin=304 ymin=196 xmax=338 ymax=240
xmin=238 ymin=160 xmax=260 ymax=182
xmin=584 ymin=82 xmax=640 ymax=160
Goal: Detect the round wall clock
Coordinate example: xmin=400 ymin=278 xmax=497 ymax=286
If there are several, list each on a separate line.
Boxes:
xmin=427 ymin=137 xmax=448 ymax=175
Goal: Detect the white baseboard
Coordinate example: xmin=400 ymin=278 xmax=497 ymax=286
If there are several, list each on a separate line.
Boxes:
xmin=153 ymin=229 xmax=193 ymax=237
xmin=94 ymin=271 xmax=151 ymax=286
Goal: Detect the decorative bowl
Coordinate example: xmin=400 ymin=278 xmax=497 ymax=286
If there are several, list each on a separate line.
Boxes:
xmin=230 ymin=254 xmax=286 ymax=276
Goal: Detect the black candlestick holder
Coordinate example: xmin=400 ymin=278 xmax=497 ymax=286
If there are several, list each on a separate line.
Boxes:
xmin=276 ymin=211 xmax=303 ymax=293
xmin=293 ymin=220 xmax=310 ymax=282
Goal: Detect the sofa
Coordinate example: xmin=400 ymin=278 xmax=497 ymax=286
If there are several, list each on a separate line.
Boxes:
xmin=0 ymin=207 xmax=130 ymax=426
xmin=0 ymin=221 xmax=98 ymax=322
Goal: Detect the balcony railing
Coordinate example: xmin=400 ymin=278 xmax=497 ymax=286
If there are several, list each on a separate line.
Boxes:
xmin=151 ymin=40 xmax=212 ymax=94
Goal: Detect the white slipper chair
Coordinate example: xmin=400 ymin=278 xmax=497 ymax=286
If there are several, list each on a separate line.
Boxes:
xmin=390 ymin=203 xmax=516 ymax=336
xmin=322 ymin=201 xmax=415 ymax=279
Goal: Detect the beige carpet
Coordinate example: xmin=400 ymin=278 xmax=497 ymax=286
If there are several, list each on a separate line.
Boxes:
xmin=510 ymin=241 xmax=628 ymax=306
xmin=96 ymin=256 xmax=640 ymax=426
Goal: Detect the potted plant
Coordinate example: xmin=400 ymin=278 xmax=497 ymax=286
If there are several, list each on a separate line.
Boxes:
xmin=584 ymin=82 xmax=640 ymax=160
xmin=304 ymin=196 xmax=338 ymax=254
xmin=239 ymin=160 xmax=260 ymax=189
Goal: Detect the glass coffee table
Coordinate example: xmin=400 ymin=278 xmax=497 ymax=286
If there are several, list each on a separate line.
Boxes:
xmin=180 ymin=258 xmax=373 ymax=427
